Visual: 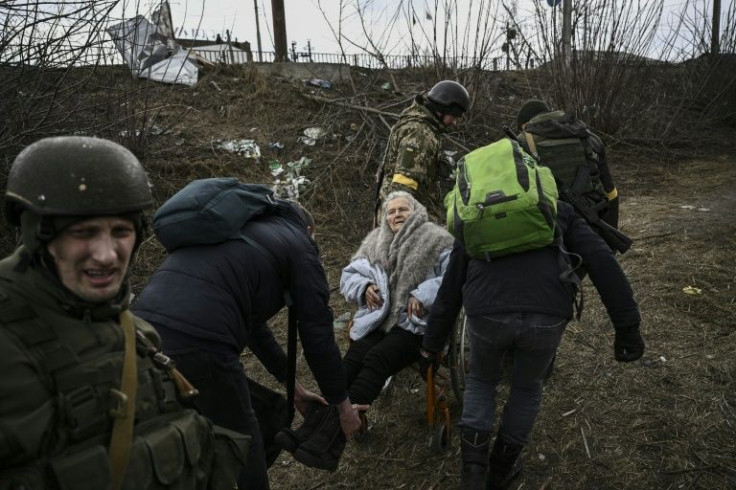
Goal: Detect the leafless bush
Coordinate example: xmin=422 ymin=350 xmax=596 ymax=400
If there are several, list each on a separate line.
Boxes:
xmin=0 ymin=0 xmax=191 ymax=158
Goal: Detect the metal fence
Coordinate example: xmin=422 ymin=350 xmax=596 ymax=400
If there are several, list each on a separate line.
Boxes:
xmin=190 ymin=47 xmax=507 ymax=71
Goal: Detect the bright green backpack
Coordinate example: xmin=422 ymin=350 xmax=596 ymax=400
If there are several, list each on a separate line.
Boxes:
xmin=445 ymin=138 xmax=559 ymax=258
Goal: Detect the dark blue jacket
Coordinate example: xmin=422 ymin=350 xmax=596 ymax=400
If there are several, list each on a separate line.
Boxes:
xmin=423 ymin=202 xmax=640 ymax=353
xmin=134 ymin=210 xmax=348 ymax=404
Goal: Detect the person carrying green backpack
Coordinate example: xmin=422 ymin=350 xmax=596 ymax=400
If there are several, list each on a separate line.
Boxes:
xmin=425 ymin=137 xmax=645 ymax=490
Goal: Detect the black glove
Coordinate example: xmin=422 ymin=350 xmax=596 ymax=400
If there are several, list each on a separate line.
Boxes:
xmin=418 ymin=348 xmax=440 ymax=380
xmin=614 ymin=326 xmax=645 ymax=362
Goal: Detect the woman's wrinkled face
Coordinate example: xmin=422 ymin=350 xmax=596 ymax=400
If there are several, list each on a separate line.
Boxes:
xmin=386 ymin=197 xmax=413 ymax=233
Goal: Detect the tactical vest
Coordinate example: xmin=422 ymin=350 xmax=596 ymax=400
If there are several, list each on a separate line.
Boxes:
xmin=520 ymin=111 xmax=607 ymax=211
xmin=0 ymin=289 xmax=247 ymax=490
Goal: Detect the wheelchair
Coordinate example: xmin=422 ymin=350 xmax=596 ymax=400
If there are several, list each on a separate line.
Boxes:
xmin=346 ymin=318 xmax=456 ymax=454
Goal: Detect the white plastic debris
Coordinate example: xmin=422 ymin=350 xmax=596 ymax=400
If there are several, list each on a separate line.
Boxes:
xmin=298 ymin=127 xmax=326 ymax=146
xmin=217 ymin=139 xmax=261 ymax=159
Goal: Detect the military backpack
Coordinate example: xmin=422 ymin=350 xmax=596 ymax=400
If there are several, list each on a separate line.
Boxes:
xmin=520 ymin=110 xmax=607 ymax=210
xmin=445 ymin=138 xmax=559 ymax=259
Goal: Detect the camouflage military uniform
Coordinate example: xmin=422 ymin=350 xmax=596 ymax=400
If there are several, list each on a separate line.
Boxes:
xmin=379 ymin=95 xmax=446 ymax=216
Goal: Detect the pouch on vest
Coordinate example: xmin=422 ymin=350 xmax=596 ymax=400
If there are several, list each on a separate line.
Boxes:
xmin=50 ymin=444 xmax=111 ymax=490
xmin=208 ymin=425 xmax=250 ymax=490
xmin=153 ymin=178 xmax=283 ymax=252
xmin=0 ymin=466 xmax=46 ymax=490
xmin=445 ymin=138 xmax=558 ymax=258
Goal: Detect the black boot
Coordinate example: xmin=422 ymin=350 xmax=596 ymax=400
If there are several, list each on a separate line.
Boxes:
xmin=460 ymin=428 xmax=490 ymax=490
xmin=293 ymin=405 xmax=346 ymax=471
xmin=486 ymin=433 xmax=523 ymax=490
xmin=274 ymin=402 xmax=327 ymax=453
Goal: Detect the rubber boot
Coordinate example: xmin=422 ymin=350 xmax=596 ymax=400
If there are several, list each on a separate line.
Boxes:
xmin=460 ymin=428 xmax=490 ymax=490
xmin=486 ymin=433 xmax=523 ymax=490
xmin=293 ymin=405 xmax=345 ymax=471
xmin=274 ymin=402 xmax=327 ymax=453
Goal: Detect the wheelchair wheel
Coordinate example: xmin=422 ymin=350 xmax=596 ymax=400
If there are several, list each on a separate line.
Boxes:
xmin=448 ymin=309 xmax=470 ymax=406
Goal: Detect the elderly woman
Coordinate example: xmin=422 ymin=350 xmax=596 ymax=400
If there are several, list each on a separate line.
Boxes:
xmin=340 ymin=190 xmax=454 ymax=409
xmin=275 ymin=192 xmax=453 ymax=469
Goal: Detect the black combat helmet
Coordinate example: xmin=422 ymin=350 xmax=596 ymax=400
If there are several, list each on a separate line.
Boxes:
xmin=516 ymin=99 xmax=551 ymax=130
xmin=5 ymin=136 xmax=153 ymax=249
xmin=426 ymin=80 xmax=470 ymax=116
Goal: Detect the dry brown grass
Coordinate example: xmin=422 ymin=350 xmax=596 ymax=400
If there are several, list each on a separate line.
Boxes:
xmin=2 ymin=64 xmax=733 ymax=489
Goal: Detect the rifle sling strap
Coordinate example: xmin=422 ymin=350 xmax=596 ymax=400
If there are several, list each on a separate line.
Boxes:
xmin=524 ymin=131 xmax=538 ymax=158
xmin=109 ymin=310 xmax=138 ymax=490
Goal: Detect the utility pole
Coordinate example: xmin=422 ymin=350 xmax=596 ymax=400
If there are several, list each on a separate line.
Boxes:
xmin=271 ymin=0 xmax=288 ymax=62
xmin=712 ymin=0 xmax=721 ymax=56
xmin=561 ymin=0 xmax=572 ymax=65
xmin=253 ymin=0 xmax=263 ymax=62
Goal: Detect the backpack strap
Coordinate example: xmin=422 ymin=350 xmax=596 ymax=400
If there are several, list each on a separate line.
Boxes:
xmin=524 ymin=131 xmax=538 ymax=158
xmin=109 ymin=311 xmax=138 ymax=490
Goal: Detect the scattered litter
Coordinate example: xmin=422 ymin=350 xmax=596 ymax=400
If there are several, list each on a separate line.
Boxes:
xmin=217 ymin=139 xmax=261 ymax=159
xmin=268 ymin=141 xmax=284 ymax=151
xmin=272 ymin=157 xmax=311 ymax=199
xmin=680 ymin=205 xmax=695 ymax=210
xmin=410 ymin=388 xmax=419 ymax=394
xmin=697 ymin=207 xmax=710 ymax=212
xmin=120 ymin=125 xmax=171 ymax=137
xmin=682 ymin=285 xmax=702 ymax=295
xmin=210 ymin=80 xmax=222 ymax=91
xmin=269 ymin=161 xmax=284 ymax=177
xmin=380 ymin=82 xmax=392 ymax=90
xmin=659 ymin=356 xmax=667 ymax=363
xmin=305 ymin=78 xmax=333 ymax=90
xmin=706 ymin=354 xmax=715 ymax=360
xmin=298 ymin=127 xmax=326 ymax=146
xmin=538 ymin=453 xmax=546 ymax=461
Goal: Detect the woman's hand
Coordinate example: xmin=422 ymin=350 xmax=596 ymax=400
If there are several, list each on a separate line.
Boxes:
xmin=407 ymin=296 xmax=424 ymax=318
xmin=364 ymin=284 xmax=384 ymax=310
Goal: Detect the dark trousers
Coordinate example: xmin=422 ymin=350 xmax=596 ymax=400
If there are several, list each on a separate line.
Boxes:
xmin=343 ymin=327 xmax=422 ymax=405
xmin=161 ymin=332 xmax=269 ymax=490
xmin=461 ymin=313 xmax=567 ymax=446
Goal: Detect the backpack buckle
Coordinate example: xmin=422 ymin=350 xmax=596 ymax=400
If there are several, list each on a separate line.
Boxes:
xmin=109 ymin=388 xmax=129 ymax=419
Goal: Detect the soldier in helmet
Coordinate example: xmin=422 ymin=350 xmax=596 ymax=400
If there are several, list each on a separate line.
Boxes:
xmin=0 ymin=136 xmax=247 ymax=489
xmin=377 ymin=79 xmax=470 ymax=222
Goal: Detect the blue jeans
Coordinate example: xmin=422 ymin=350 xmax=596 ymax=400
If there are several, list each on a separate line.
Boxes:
xmin=460 ymin=313 xmax=567 ymax=446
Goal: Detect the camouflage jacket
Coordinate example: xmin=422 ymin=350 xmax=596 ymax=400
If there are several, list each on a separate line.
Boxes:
xmin=379 ymin=96 xmax=445 ymax=214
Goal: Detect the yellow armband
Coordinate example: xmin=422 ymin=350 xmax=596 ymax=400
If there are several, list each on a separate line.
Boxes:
xmin=606 ymin=187 xmax=618 ymax=200
xmin=391 ymin=174 xmax=419 ymax=191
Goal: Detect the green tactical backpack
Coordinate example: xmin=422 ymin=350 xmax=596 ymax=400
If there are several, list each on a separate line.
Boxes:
xmin=520 ymin=110 xmax=606 ymax=207
xmin=445 ymin=138 xmax=559 ymax=259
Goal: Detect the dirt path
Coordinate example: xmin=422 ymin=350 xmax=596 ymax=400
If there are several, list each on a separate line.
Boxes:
xmin=266 ymin=154 xmax=736 ymax=489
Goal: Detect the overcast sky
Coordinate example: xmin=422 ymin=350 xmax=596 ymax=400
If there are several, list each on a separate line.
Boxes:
xmin=145 ymin=0 xmax=712 ymax=58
